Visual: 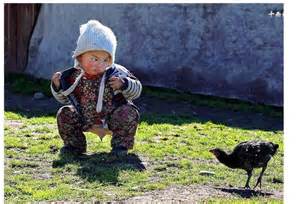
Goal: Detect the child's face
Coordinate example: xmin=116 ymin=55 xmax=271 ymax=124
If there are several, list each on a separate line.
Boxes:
xmin=78 ymin=50 xmax=112 ymax=76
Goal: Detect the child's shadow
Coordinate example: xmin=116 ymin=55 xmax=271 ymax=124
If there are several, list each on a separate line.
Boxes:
xmin=52 ymin=152 xmax=146 ymax=184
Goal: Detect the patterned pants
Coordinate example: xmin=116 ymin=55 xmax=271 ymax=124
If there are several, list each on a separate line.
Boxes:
xmin=56 ymin=104 xmax=140 ymax=153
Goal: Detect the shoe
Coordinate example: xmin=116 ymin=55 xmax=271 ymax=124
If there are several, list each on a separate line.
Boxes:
xmin=60 ymin=145 xmax=85 ymax=155
xmin=111 ymin=146 xmax=128 ymax=157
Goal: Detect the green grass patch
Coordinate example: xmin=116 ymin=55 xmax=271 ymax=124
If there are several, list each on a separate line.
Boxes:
xmin=142 ymin=86 xmax=282 ymax=118
xmin=5 ymin=73 xmax=282 ymax=118
xmin=4 ymin=73 xmax=283 ymax=202
xmin=5 ymin=73 xmax=52 ymax=97
xmin=4 ymin=110 xmax=283 ymax=202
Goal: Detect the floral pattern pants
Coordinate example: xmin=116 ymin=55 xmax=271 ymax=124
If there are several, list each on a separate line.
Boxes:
xmin=57 ymin=103 xmax=140 ymax=153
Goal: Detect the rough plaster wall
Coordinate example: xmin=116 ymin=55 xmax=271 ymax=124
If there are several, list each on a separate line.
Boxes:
xmin=26 ymin=4 xmax=283 ymax=106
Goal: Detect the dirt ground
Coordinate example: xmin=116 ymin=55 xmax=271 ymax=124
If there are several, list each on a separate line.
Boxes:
xmin=117 ymin=185 xmax=283 ymax=203
xmin=4 ymin=88 xmax=283 ymax=202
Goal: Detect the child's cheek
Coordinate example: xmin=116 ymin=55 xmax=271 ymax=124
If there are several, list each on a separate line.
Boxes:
xmin=85 ymin=61 xmax=96 ymax=70
xmin=87 ymin=61 xmax=95 ymax=67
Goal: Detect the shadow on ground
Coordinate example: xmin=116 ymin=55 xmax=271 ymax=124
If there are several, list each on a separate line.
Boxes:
xmin=141 ymin=112 xmax=283 ymax=132
xmin=215 ymin=187 xmax=274 ymax=198
xmin=52 ymin=152 xmax=146 ymax=184
xmin=5 ymin=89 xmax=283 ymax=132
xmin=4 ymin=106 xmax=283 ymax=132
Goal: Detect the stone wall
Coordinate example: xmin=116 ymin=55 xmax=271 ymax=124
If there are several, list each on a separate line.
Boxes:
xmin=25 ymin=4 xmax=283 ymax=106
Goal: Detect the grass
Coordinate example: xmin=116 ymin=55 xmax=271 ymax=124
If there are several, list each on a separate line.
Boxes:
xmin=4 ymin=73 xmax=283 ymax=202
xmin=4 ymin=111 xmax=283 ymax=202
xmin=5 ymin=73 xmax=52 ymax=97
xmin=5 ymin=72 xmax=282 ymax=118
xmin=142 ymin=86 xmax=283 ymax=118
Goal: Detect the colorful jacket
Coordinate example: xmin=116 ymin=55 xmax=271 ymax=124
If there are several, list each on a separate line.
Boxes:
xmin=51 ymin=63 xmax=142 ymax=113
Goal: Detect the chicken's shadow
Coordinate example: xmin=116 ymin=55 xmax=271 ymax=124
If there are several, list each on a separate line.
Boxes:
xmin=215 ymin=187 xmax=273 ymax=198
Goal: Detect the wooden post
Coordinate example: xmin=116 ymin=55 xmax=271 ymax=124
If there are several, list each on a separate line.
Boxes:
xmin=4 ymin=4 xmax=41 ymax=73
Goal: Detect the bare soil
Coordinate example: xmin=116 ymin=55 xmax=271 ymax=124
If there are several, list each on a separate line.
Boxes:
xmin=117 ymin=185 xmax=283 ymax=203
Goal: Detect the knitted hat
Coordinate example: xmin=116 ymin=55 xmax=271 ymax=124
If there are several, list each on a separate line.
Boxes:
xmin=72 ymin=20 xmax=117 ymax=67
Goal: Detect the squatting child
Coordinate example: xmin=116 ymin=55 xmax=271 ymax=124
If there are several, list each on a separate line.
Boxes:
xmin=51 ymin=20 xmax=142 ymax=156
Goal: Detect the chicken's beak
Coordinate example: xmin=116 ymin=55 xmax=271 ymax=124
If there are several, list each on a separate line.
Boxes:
xmin=209 ymin=149 xmax=214 ymax=153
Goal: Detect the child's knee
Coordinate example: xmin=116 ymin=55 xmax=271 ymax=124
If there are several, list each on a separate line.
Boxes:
xmin=56 ymin=106 xmax=79 ymax=125
xmin=108 ymin=104 xmax=139 ymax=131
xmin=57 ymin=105 xmax=77 ymax=118
xmin=113 ymin=104 xmax=139 ymax=123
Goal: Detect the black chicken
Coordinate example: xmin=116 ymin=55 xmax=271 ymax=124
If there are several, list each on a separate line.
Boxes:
xmin=210 ymin=140 xmax=279 ymax=189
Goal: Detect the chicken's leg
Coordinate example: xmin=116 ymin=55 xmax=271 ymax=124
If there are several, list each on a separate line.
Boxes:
xmin=244 ymin=170 xmax=252 ymax=189
xmin=254 ymin=165 xmax=267 ymax=189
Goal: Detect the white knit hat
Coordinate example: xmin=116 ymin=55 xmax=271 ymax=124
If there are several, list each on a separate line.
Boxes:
xmin=72 ymin=20 xmax=117 ymax=67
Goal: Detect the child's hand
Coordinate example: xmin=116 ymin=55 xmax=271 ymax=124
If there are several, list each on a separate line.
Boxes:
xmin=108 ymin=76 xmax=124 ymax=90
xmin=51 ymin=72 xmax=62 ymax=89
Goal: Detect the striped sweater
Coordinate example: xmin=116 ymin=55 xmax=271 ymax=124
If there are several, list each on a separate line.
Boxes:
xmin=51 ymin=63 xmax=142 ymax=111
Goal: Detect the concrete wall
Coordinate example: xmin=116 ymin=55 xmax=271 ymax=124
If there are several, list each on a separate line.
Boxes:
xmin=25 ymin=4 xmax=283 ymax=106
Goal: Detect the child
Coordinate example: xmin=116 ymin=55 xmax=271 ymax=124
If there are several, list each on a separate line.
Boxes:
xmin=51 ymin=20 xmax=142 ymax=156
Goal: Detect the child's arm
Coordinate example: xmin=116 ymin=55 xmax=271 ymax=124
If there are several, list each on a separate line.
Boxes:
xmin=110 ymin=64 xmax=142 ymax=101
xmin=50 ymin=72 xmax=70 ymax=104
xmin=121 ymin=75 xmax=142 ymax=100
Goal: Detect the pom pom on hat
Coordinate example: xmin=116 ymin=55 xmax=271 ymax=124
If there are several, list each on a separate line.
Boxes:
xmin=73 ymin=20 xmax=117 ymax=67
